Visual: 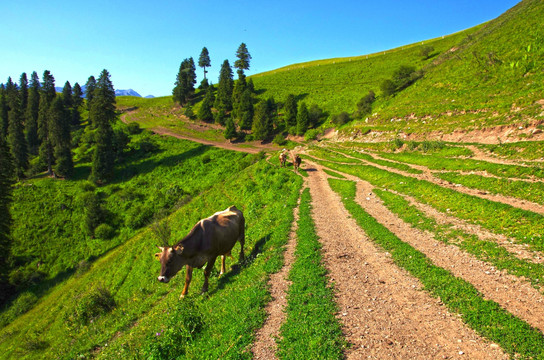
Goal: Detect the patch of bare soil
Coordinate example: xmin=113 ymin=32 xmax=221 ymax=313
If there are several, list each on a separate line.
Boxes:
xmin=346 ymin=175 xmax=544 ymax=334
xmin=305 ymin=161 xmax=507 ymax=359
xmin=252 ymin=189 xmax=302 ymax=359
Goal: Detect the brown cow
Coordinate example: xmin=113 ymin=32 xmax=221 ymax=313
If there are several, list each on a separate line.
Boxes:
xmin=293 ymin=155 xmax=302 ymax=172
xmin=155 ymin=205 xmax=245 ymax=298
xmin=279 ymin=152 xmax=287 ymax=167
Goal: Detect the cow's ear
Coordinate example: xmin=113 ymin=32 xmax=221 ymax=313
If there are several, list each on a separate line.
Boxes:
xmin=154 ymin=253 xmax=161 ymax=261
xmin=157 ymin=246 xmax=165 ymax=252
xmin=173 ymin=245 xmax=184 ymax=255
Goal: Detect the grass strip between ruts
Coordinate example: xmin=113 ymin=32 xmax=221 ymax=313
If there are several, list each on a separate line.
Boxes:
xmin=278 ymin=188 xmax=346 ymax=359
xmin=328 ymin=178 xmax=544 ymax=359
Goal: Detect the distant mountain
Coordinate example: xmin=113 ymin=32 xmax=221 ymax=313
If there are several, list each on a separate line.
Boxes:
xmin=144 ymin=95 xmax=155 ymax=99
xmin=55 ymin=86 xmax=147 ymax=98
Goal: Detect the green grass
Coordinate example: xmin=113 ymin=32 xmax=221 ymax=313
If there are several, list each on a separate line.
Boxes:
xmin=479 ymin=141 xmax=544 ymax=161
xmin=328 ymin=178 xmax=544 ymax=358
xmin=436 ymin=172 xmax=544 ymax=205
xmin=322 ymin=169 xmax=345 ymax=179
xmin=278 ymin=188 xmax=346 ymax=359
xmin=329 ymin=146 xmax=423 ymax=174
xmin=379 ymin=151 xmax=544 ymax=179
xmin=312 ymin=159 xmax=544 ymax=252
xmin=0 ymin=159 xmax=303 ymax=359
xmin=374 ymin=188 xmax=544 ymax=291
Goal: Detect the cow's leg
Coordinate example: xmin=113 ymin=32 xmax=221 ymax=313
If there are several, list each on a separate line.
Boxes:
xmin=239 ymin=221 xmax=245 ymax=263
xmin=220 ymin=255 xmax=226 ymax=275
xmin=180 ymin=265 xmax=193 ymax=299
xmin=201 ymin=257 xmax=217 ymax=294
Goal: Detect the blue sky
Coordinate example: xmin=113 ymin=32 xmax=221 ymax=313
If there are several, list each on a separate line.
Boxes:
xmin=1 ymin=0 xmax=519 ymax=97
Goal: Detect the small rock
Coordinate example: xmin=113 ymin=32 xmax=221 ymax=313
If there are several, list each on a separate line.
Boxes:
xmin=459 ymin=351 xmax=464 ymax=355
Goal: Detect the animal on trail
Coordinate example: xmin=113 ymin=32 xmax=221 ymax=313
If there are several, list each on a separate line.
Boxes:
xmin=279 ymin=151 xmax=287 ymax=167
xmin=155 ymin=205 xmax=245 ymax=298
xmin=293 ymin=154 xmax=302 ymax=172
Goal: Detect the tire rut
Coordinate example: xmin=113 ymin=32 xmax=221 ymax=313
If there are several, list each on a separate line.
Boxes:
xmin=304 ymin=161 xmax=506 ymax=359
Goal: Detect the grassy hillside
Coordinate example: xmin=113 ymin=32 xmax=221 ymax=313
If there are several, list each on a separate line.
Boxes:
xmin=0 ymin=153 xmax=302 ymax=359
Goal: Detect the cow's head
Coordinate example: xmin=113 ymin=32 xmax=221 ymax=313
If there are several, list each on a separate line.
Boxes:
xmin=155 ymin=246 xmax=185 ymax=283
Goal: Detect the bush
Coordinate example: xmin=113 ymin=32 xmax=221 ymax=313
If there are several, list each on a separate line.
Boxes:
xmin=331 ymin=112 xmax=351 ymax=126
xmin=273 ymin=134 xmax=287 ymax=146
xmin=0 ymin=291 xmax=39 ymax=328
xmin=94 ymin=223 xmax=115 ymax=240
xmin=126 ymin=203 xmax=154 ymax=229
xmin=381 ymin=65 xmax=422 ymax=97
xmin=421 ymin=140 xmax=445 ymax=153
xmin=389 ymin=138 xmax=404 ymax=151
xmin=126 ymin=122 xmax=142 ymax=135
xmin=356 ymin=90 xmax=376 ymax=118
xmin=304 ymin=129 xmax=321 ymax=141
xmin=64 ymin=286 xmax=115 ymax=327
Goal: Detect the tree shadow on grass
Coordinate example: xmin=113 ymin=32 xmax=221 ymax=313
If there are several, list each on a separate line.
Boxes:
xmin=208 ymin=234 xmax=270 ymax=296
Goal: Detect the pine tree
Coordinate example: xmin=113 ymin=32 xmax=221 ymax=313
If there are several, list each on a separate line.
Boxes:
xmin=0 ymin=135 xmax=14 ymax=304
xmin=234 ymin=43 xmax=251 ymax=76
xmin=62 ymin=81 xmax=73 ymax=109
xmin=19 ymin=73 xmax=28 ymax=111
xmin=296 ymin=102 xmax=309 ymax=136
xmin=25 ymin=72 xmax=41 ymax=154
xmin=7 ymin=95 xmax=28 ymax=178
xmin=49 ymin=97 xmax=73 ymax=177
xmin=90 ymin=69 xmax=116 ymax=183
xmin=284 ymin=94 xmax=298 ymax=130
xmin=238 ymin=88 xmax=254 ymax=130
xmin=215 ymin=60 xmax=234 ymax=111
xmin=0 ymin=85 xmax=8 ymax=139
xmin=198 ymin=47 xmax=211 ymax=79
xmin=38 ymin=94 xmax=54 ymax=174
xmin=72 ymin=82 xmax=83 ymax=126
xmin=252 ymin=102 xmax=270 ymax=141
xmin=224 ymin=117 xmax=237 ymax=140
xmin=197 ymin=87 xmax=214 ymax=122
xmin=232 ymin=72 xmax=247 ymax=120
xmin=172 ymin=58 xmax=196 ymax=106
xmin=41 ymin=70 xmax=56 ymax=104
xmin=85 ymin=75 xmax=96 ymax=112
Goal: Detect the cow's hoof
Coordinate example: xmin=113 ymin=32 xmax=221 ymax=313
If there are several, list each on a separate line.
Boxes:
xmin=179 ymin=293 xmax=186 ymax=299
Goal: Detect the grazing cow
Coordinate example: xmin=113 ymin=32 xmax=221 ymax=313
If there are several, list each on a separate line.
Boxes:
xmin=279 ymin=152 xmax=287 ymax=167
xmin=293 ymin=155 xmax=302 ymax=172
xmin=155 ymin=205 xmax=245 ymax=298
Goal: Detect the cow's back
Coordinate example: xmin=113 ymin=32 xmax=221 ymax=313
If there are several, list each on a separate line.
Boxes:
xmin=202 ymin=206 xmax=244 ymax=256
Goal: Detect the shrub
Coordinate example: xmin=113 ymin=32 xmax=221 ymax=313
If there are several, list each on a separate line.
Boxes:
xmin=126 ymin=203 xmax=154 ymax=229
xmin=421 ymin=140 xmax=445 ymax=153
xmin=94 ymin=223 xmax=115 ymax=240
xmin=389 ymin=138 xmax=404 ymax=151
xmin=64 ymin=286 xmax=115 ymax=327
xmin=331 ymin=112 xmax=351 ymax=126
xmin=273 ymin=134 xmax=287 ymax=146
xmin=126 ymin=122 xmax=142 ymax=135
xmin=304 ymin=129 xmax=321 ymax=141
xmin=0 ymin=291 xmax=39 ymax=328
xmin=355 ymin=90 xmax=376 ymax=118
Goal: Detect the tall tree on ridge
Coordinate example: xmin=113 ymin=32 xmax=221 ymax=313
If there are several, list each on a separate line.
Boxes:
xmin=215 ymin=59 xmax=233 ymax=112
xmin=0 ymin=135 xmax=14 ymax=304
xmin=49 ymin=97 xmax=73 ymax=178
xmin=72 ymin=82 xmax=83 ymax=126
xmin=62 ymin=81 xmax=73 ymax=109
xmin=19 ymin=73 xmax=28 ymax=112
xmin=173 ymin=58 xmax=197 ymax=106
xmin=234 ymin=43 xmax=251 ymax=77
xmin=85 ymin=75 xmax=96 ymax=112
xmin=25 ymin=72 xmax=41 ymax=154
xmin=0 ymin=85 xmax=8 ymax=139
xmin=198 ymin=47 xmax=211 ymax=80
xmin=7 ymin=94 xmax=28 ymax=178
xmin=41 ymin=70 xmax=56 ymax=104
xmin=38 ymin=71 xmax=56 ymax=175
xmin=90 ymin=69 xmax=116 ymax=183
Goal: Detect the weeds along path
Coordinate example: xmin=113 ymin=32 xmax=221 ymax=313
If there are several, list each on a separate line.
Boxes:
xmin=326 ymin=148 xmax=544 ymax=216
xmin=304 ymin=161 xmax=506 ymax=359
xmin=338 ymin=171 xmax=544 ymax=334
xmin=252 ymin=187 xmax=303 ymax=359
xmin=465 ymin=145 xmax=544 ymax=166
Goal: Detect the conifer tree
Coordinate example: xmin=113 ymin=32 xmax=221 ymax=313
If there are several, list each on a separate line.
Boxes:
xmin=62 ymin=81 xmax=73 ymax=109
xmin=232 ymin=73 xmax=247 ymax=119
xmin=90 ymin=69 xmax=116 ymax=183
xmin=234 ymin=43 xmax=251 ymax=76
xmin=7 ymin=95 xmax=28 ymax=178
xmin=215 ymin=60 xmax=234 ymax=111
xmin=284 ymin=94 xmax=297 ymax=130
xmin=72 ymin=82 xmax=83 ymax=126
xmin=41 ymin=70 xmax=56 ymax=104
xmin=172 ymin=58 xmax=197 ymax=106
xmin=0 ymin=85 xmax=8 ymax=139
xmin=49 ymin=97 xmax=73 ymax=177
xmin=252 ymin=101 xmax=271 ymax=141
xmin=296 ymin=102 xmax=309 ymax=136
xmin=0 ymin=135 xmax=14 ymax=303
xmin=238 ymin=88 xmax=254 ymax=130
xmin=4 ymin=77 xmax=18 ymax=106
xmin=19 ymin=73 xmax=28 ymax=111
xmin=85 ymin=75 xmax=96 ymax=112
xmin=197 ymin=87 xmax=214 ymax=122
xmin=38 ymin=94 xmax=54 ymax=174
xmin=198 ymin=47 xmax=211 ymax=79
xmin=224 ymin=117 xmax=237 ymax=140
xmin=25 ymin=72 xmax=41 ymax=154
